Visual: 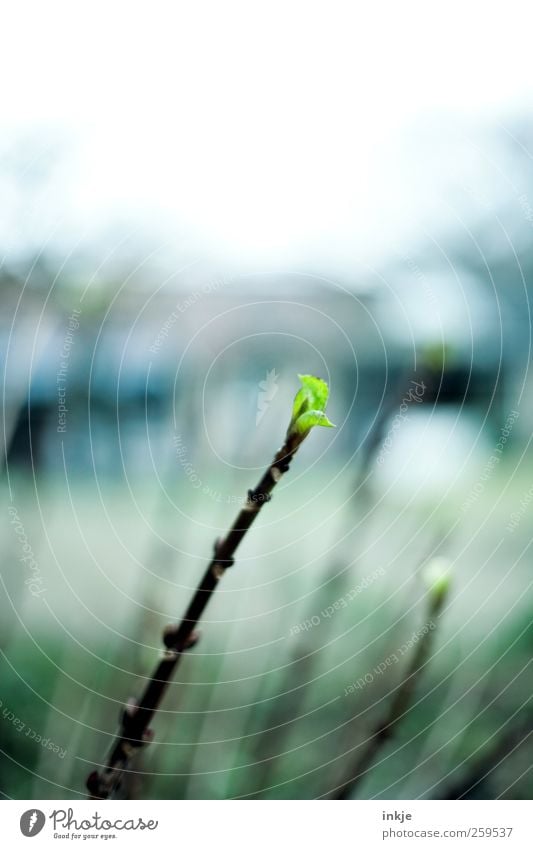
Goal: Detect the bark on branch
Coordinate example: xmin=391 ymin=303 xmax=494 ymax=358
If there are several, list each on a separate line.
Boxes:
xmin=87 ymin=432 xmax=302 ymax=800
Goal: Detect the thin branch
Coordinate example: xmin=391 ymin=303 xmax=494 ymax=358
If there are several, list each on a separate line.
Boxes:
xmin=333 ymin=578 xmax=449 ymax=800
xmin=87 ymin=431 xmax=304 ymax=799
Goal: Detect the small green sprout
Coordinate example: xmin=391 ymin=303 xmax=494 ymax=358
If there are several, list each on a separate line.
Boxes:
xmin=287 ymin=374 xmax=335 ymax=439
xmin=423 ymin=556 xmax=452 ymax=604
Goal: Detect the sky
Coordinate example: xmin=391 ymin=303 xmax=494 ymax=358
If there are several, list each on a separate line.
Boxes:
xmin=1 ymin=1 xmax=532 ymax=276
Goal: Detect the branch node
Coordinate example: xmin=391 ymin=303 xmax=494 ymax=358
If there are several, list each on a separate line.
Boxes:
xmin=124 ymin=698 xmax=137 ymax=717
xmin=120 ymin=697 xmax=138 ymax=726
xmin=212 ymin=535 xmax=236 ymax=570
xmin=163 ymin=647 xmax=180 ymax=661
xmin=271 ymin=465 xmax=283 ymax=482
xmin=272 ymin=455 xmax=292 ymax=479
xmin=163 ymin=625 xmax=200 ymax=652
xmin=184 ymin=630 xmax=201 ymax=650
xmin=247 ymin=488 xmax=271 ymax=509
xmin=162 ymin=624 xmax=180 ymax=648
xmin=212 ymin=563 xmax=225 ymax=579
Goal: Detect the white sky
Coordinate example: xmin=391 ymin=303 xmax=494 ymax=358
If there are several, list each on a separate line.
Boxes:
xmin=1 ymin=1 xmax=532 ymax=272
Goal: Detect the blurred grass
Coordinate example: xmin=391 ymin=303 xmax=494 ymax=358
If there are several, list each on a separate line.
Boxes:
xmin=1 ymin=445 xmax=532 ymax=799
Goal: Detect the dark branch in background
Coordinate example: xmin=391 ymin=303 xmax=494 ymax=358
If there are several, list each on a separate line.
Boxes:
xmin=442 ymin=710 xmax=533 ymax=800
xmin=354 ymin=354 xmax=436 ymax=493
xmin=87 ymin=375 xmax=334 ymax=800
xmin=333 ymin=562 xmax=451 ymax=800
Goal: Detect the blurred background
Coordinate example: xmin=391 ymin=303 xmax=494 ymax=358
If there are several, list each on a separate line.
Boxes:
xmin=1 ymin=1 xmax=532 ymax=800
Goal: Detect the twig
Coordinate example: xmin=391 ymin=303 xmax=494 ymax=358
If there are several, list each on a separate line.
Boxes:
xmin=333 ymin=561 xmax=450 ymax=800
xmin=87 ymin=375 xmax=334 ymax=799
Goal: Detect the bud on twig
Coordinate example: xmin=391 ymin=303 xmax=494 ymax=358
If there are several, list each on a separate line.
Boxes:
xmin=87 ymin=375 xmax=335 ymax=800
